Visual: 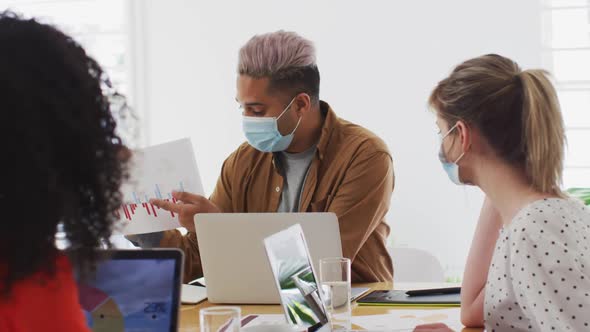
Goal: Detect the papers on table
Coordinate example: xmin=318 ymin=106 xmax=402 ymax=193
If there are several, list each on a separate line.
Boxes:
xmin=117 ymin=138 xmax=205 ymax=235
xmin=180 ymin=284 xmax=207 ymax=304
xmin=350 ymin=308 xmax=463 ymax=331
xmin=241 ymin=314 xmax=288 ymax=328
xmin=240 ymin=309 xmax=463 ymax=331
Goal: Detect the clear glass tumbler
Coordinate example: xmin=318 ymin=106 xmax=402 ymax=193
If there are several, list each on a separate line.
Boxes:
xmin=199 ymin=306 xmax=241 ymax=332
xmin=319 ymin=257 xmax=352 ymax=331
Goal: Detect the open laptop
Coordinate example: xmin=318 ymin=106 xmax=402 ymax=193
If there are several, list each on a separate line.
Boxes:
xmin=195 ymin=213 xmax=342 ymax=304
xmin=76 ymin=249 xmax=183 ymax=332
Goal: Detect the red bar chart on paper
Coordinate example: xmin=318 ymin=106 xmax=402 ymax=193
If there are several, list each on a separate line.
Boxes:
xmin=119 ymin=138 xmax=204 ymax=235
xmin=116 ymin=184 xmax=182 ymax=220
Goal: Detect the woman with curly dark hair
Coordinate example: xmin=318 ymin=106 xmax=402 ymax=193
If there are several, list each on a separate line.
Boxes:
xmin=0 ymin=11 xmax=129 ymax=331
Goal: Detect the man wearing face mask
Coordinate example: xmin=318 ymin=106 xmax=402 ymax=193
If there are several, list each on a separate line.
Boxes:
xmin=132 ymin=30 xmax=395 ymax=283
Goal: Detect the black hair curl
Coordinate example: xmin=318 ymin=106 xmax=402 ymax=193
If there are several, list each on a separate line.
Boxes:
xmin=0 ymin=11 xmax=130 ymax=295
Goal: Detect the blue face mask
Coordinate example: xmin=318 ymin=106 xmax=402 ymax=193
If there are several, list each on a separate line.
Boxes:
xmin=438 ymin=123 xmax=466 ymax=185
xmin=242 ymin=98 xmax=302 ymax=153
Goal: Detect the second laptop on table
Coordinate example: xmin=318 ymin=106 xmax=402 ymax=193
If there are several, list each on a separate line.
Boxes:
xmin=195 ymin=212 xmax=341 ymax=304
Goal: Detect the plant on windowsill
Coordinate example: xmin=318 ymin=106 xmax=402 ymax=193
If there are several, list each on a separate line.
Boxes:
xmin=566 ymin=188 xmax=590 ymax=206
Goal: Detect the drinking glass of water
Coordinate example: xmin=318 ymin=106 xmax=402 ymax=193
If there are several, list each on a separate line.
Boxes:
xmin=319 ymin=257 xmax=351 ymax=331
xmin=199 ymin=306 xmax=241 ymax=332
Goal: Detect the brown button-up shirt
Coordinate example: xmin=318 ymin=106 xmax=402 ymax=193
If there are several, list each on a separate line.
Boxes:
xmin=160 ymin=101 xmax=395 ymax=283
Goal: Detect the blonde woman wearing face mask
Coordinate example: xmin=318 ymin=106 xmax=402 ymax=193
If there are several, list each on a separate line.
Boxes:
xmin=414 ymin=54 xmax=590 ymax=332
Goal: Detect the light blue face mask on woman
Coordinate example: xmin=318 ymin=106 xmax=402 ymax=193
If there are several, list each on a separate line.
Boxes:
xmin=438 ymin=123 xmax=466 ymax=185
xmin=242 ymin=97 xmax=302 ymax=152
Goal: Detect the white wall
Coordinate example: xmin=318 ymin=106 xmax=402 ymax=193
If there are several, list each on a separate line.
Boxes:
xmin=135 ymin=0 xmax=543 ymax=279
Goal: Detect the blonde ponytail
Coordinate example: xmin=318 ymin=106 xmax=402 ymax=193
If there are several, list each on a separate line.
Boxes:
xmin=519 ymin=69 xmax=565 ymax=196
xmin=430 ymin=55 xmax=567 ymax=196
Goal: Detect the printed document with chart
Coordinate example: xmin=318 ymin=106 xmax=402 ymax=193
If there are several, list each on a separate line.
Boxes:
xmin=117 ymin=138 xmax=204 ymax=235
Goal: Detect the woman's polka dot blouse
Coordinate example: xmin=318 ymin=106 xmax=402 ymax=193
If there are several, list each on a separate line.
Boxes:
xmin=485 ymin=198 xmax=590 ymax=331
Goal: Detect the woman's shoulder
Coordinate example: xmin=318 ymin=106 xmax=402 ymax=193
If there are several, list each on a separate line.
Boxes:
xmin=0 ymin=253 xmax=89 ymax=331
xmin=514 ymin=198 xmax=589 ymax=226
xmin=508 ymin=198 xmax=590 ymax=248
xmin=1 ymin=253 xmax=76 ymax=304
